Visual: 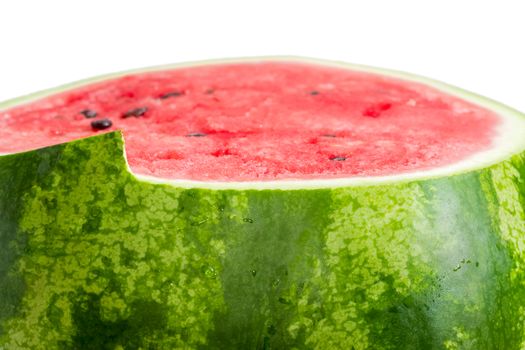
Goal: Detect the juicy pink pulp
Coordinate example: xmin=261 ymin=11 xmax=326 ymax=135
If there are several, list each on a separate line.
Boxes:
xmin=0 ymin=61 xmax=499 ymax=181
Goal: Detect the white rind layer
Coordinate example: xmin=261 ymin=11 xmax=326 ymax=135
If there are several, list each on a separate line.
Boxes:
xmin=2 ymin=56 xmax=525 ymax=190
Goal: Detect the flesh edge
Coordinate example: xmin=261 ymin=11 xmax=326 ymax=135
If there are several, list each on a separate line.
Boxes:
xmin=1 ymin=56 xmax=525 ymax=190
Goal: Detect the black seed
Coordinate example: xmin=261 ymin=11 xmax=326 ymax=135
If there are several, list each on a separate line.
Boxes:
xmin=310 ymin=90 xmax=320 ymax=95
xmin=91 ymin=119 xmax=112 ymax=130
xmin=80 ymin=109 xmax=98 ymax=118
xmin=321 ymin=134 xmax=336 ymax=138
xmin=160 ymin=91 xmax=185 ymax=99
xmin=185 ymin=132 xmax=207 ymax=137
xmin=330 ymin=156 xmax=346 ymax=161
xmin=122 ymin=107 xmax=148 ymax=118
xmin=243 ymin=218 xmax=254 ymax=223
xmin=205 ymin=88 xmax=215 ymax=94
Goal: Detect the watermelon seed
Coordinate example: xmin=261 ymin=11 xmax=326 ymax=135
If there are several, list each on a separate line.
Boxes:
xmin=321 ymin=134 xmax=336 ymax=138
xmin=80 ymin=109 xmax=98 ymax=118
xmin=160 ymin=91 xmax=185 ymax=99
xmin=122 ymin=107 xmax=148 ymax=118
xmin=91 ymin=119 xmax=112 ymax=130
xmin=186 ymin=132 xmax=207 ymax=137
xmin=205 ymin=88 xmax=215 ymax=94
xmin=243 ymin=217 xmax=254 ymax=223
xmin=251 ymin=269 xmax=257 ymax=277
xmin=310 ymin=90 xmax=320 ymax=95
xmin=330 ymin=156 xmax=347 ymax=161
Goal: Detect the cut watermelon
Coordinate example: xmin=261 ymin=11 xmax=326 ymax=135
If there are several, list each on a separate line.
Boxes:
xmin=1 ymin=57 xmax=525 ymax=349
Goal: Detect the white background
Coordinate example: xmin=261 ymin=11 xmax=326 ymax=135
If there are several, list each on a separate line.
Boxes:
xmin=0 ymin=1 xmax=524 ymax=112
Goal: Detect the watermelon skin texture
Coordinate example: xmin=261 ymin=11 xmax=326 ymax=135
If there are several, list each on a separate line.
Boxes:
xmin=0 ymin=132 xmax=524 ymax=349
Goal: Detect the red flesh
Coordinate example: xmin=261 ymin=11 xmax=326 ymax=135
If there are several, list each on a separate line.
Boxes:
xmin=0 ymin=61 xmax=499 ymax=181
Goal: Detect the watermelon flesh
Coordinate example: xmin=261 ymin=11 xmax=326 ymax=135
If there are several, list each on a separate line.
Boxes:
xmin=2 ymin=58 xmax=525 ymax=349
xmin=0 ymin=61 xmax=500 ymax=181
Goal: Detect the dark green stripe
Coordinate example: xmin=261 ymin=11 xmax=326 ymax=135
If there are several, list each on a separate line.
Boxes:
xmin=207 ymin=189 xmax=333 ymax=349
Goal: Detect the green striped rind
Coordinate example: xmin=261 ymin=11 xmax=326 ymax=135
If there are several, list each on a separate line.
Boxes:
xmin=1 ymin=132 xmax=525 ymax=349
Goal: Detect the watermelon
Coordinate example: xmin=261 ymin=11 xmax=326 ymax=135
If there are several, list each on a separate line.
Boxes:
xmin=1 ymin=57 xmax=525 ymax=349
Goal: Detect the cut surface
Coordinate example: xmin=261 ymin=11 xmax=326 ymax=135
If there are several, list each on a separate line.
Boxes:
xmin=0 ymin=60 xmax=505 ymax=181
